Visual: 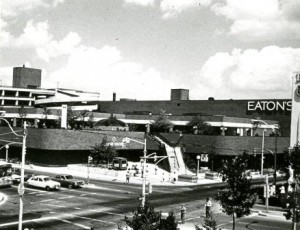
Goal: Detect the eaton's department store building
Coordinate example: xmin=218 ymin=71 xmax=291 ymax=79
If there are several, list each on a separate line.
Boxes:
xmin=0 ymin=66 xmax=292 ymax=168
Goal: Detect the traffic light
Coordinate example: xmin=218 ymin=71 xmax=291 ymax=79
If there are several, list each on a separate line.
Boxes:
xmin=153 ymin=153 xmax=157 ymax=162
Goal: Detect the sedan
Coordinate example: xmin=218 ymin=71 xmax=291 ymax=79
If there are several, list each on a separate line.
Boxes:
xmin=27 ymin=175 xmax=60 ymax=191
xmin=52 ymin=174 xmax=84 ymax=189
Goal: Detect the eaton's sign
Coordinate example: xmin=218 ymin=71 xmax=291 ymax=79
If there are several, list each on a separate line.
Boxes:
xmin=247 ymin=100 xmax=292 ymax=112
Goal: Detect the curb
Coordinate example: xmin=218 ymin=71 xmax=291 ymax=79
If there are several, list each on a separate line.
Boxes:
xmin=15 ymin=164 xmax=224 ymax=188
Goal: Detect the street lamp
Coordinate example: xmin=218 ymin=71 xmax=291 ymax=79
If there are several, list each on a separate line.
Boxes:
xmin=0 ymin=118 xmax=27 ymax=230
xmin=252 ymin=119 xmax=278 ymax=177
xmin=123 ymin=136 xmax=173 ymax=207
xmin=196 ymin=155 xmax=200 ymax=177
xmin=122 ymin=135 xmax=147 ymax=207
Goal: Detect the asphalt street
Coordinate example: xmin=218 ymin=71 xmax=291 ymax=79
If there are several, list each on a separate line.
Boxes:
xmin=0 ymin=176 xmax=298 ymax=230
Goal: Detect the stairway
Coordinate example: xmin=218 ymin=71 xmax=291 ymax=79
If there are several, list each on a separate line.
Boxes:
xmin=154 ymin=136 xmax=192 ymax=175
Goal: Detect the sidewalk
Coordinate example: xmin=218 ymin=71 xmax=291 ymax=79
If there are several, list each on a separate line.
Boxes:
xmin=11 ymin=162 xmax=223 ymax=187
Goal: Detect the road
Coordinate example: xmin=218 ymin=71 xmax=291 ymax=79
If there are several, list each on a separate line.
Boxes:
xmin=0 ymin=175 xmax=298 ymax=229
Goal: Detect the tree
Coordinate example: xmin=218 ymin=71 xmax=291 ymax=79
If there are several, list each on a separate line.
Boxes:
xmin=87 ymin=112 xmax=94 ymax=128
xmin=196 ymin=214 xmax=217 ymax=230
xmin=215 ymin=152 xmax=256 ymax=230
xmin=187 ymin=116 xmax=214 ymax=135
xmin=151 ymin=110 xmax=173 ymax=133
xmin=67 ymin=107 xmax=76 ymax=129
xmin=124 ymin=200 xmax=177 ymax=230
xmin=78 ymin=110 xmax=91 ymax=129
xmin=282 ymin=146 xmax=300 ymax=229
xmin=41 ymin=107 xmax=52 ymax=128
xmin=91 ymin=136 xmax=118 ymax=164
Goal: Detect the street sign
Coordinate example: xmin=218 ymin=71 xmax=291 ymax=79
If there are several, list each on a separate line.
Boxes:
xmin=18 ymin=183 xmax=25 ymax=196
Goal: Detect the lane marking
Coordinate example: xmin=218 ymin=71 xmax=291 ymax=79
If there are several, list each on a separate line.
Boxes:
xmin=0 ymin=207 xmax=114 ymax=228
xmin=52 ymin=218 xmax=91 ymax=229
xmin=39 ymin=199 xmax=54 ymax=203
xmin=65 ymin=213 xmax=115 ymax=224
xmin=90 ymin=209 xmax=124 ymax=217
xmin=43 ymin=204 xmax=66 ymax=208
xmin=58 ymin=196 xmax=75 ymax=200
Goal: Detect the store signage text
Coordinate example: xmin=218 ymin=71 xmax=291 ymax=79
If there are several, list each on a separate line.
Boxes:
xmin=247 ymin=100 xmax=292 ymax=111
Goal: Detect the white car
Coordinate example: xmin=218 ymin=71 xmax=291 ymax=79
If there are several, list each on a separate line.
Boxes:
xmin=27 ymin=175 xmax=60 ymax=191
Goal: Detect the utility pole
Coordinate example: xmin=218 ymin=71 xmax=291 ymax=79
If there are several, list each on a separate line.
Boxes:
xmin=274 ymin=128 xmax=278 ymax=186
xmin=265 ymin=175 xmax=269 ymax=213
xmin=18 ymin=121 xmax=27 ymax=230
xmin=141 ymin=137 xmax=147 ymax=207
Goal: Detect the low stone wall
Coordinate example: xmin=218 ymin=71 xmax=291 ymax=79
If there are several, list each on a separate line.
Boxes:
xmin=205 ymin=172 xmax=219 ymax=180
xmin=178 ymin=174 xmax=198 ymax=183
xmin=68 ymin=164 xmax=119 ymax=177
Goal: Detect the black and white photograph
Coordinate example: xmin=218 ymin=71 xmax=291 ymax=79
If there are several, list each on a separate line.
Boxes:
xmin=0 ymin=0 xmax=300 ymax=229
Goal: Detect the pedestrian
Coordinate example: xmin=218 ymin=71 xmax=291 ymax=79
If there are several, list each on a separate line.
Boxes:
xmin=162 ymin=173 xmax=165 ymax=182
xmin=204 ymin=197 xmax=212 ymax=218
xmin=181 ymin=204 xmax=186 ymax=224
xmin=155 ymin=166 xmax=158 ymax=175
xmin=126 ymin=171 xmax=130 ymax=183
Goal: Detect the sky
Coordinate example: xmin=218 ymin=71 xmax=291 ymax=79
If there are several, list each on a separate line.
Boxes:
xmin=1 ymin=0 xmax=300 ymax=101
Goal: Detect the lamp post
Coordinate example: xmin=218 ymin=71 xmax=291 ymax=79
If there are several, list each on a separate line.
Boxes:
xmin=0 ymin=118 xmax=26 ymax=230
xmin=141 ymin=137 xmax=147 ymax=207
xmin=123 ymin=136 xmax=147 ymax=207
xmin=5 ymin=144 xmax=9 ymax=162
xmin=196 ymin=155 xmax=200 ymax=177
xmin=252 ymin=119 xmax=268 ymax=176
xmin=123 ymin=136 xmax=173 ymax=207
xmin=252 ymin=119 xmax=278 ymax=177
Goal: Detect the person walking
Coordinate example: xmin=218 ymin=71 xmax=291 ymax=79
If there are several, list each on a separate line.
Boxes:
xmin=204 ymin=197 xmax=212 ymax=218
xmin=180 ymin=204 xmax=186 ymax=224
xmin=126 ymin=171 xmax=130 ymax=183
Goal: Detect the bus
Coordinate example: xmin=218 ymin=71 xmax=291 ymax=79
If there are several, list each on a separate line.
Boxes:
xmin=112 ymin=157 xmax=128 ymax=170
xmin=0 ymin=162 xmax=12 ymax=188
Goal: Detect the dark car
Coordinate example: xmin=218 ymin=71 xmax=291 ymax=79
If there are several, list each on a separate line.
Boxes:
xmin=52 ymin=174 xmax=84 ymax=189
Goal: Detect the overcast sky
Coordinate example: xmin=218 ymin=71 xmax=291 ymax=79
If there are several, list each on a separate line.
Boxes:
xmin=1 ymin=0 xmax=300 ymax=100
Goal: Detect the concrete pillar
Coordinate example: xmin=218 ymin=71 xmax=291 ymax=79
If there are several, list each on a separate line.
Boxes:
xmin=290 ymin=71 xmax=300 ymax=147
xmin=13 ymin=118 xmax=17 ymax=127
xmin=61 ymin=104 xmax=68 ymax=129
xmin=34 ymin=119 xmax=38 ymax=128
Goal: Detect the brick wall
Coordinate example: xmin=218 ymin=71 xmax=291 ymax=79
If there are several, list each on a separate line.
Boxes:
xmin=0 ymin=127 xmax=159 ymax=151
xmin=98 ymin=99 xmax=291 ymax=135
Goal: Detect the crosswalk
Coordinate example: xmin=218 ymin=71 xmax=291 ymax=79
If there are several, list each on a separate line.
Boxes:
xmin=0 ymin=185 xmax=136 ymax=229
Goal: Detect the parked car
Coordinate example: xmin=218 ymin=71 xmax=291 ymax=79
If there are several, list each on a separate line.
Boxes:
xmin=11 ymin=168 xmax=34 ymax=184
xmin=11 ymin=173 xmax=21 ymax=184
xmin=27 ymin=175 xmax=60 ymax=191
xmin=52 ymin=174 xmax=84 ymax=189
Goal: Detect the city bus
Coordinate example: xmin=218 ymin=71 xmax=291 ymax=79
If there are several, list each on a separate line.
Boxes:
xmin=0 ymin=162 xmax=12 ymax=188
